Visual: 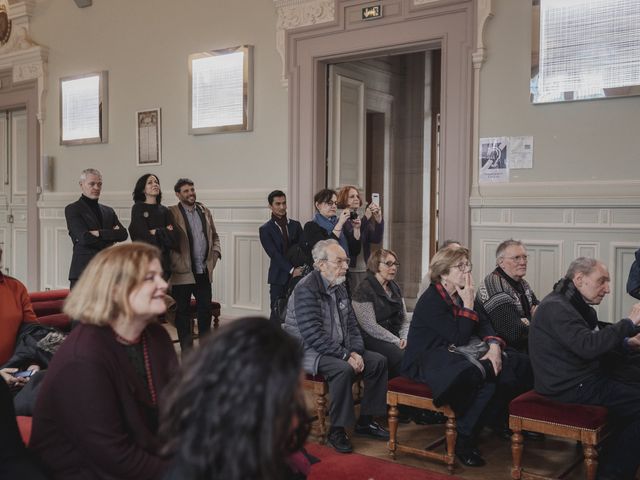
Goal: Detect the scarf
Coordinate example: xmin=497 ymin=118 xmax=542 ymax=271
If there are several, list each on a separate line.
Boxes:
xmin=495 ymin=266 xmax=533 ymax=318
xmin=553 ymin=277 xmax=599 ymax=330
xmin=313 ymin=212 xmax=349 ymax=254
xmin=272 ymin=213 xmax=289 ymax=252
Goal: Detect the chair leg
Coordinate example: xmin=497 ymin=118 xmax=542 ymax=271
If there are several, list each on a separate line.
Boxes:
xmin=583 ymin=443 xmax=598 ymax=480
xmin=445 ymin=415 xmax=457 ymax=474
xmin=388 ymin=404 xmax=399 ymax=459
xmin=316 ymin=389 xmax=327 ymax=444
xmin=511 ymin=430 xmax=523 ymax=480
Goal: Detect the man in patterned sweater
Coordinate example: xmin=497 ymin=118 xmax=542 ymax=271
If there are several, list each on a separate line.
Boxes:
xmin=477 ymin=239 xmax=539 ymax=353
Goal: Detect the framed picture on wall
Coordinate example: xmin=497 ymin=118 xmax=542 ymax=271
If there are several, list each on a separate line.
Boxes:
xmin=136 ymin=108 xmax=161 ymax=166
xmin=60 ymin=71 xmax=109 ymax=145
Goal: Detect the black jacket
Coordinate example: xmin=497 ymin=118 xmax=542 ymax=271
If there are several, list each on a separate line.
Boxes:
xmin=402 ymin=283 xmax=501 ymax=405
xmin=529 ymin=278 xmax=637 ymax=398
xmin=65 ymin=197 xmax=128 ymax=281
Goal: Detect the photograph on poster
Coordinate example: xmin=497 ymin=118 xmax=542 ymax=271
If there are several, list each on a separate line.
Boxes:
xmin=479 ymin=137 xmax=509 ymax=183
xmin=136 ymin=108 xmax=161 ymax=166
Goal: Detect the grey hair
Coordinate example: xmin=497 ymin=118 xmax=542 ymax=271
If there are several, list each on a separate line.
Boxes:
xmin=312 ymin=239 xmax=340 ymax=266
xmin=496 ymin=239 xmax=524 ymax=260
xmin=565 ymin=257 xmax=600 ymax=280
xmin=80 ymin=168 xmax=102 ymax=182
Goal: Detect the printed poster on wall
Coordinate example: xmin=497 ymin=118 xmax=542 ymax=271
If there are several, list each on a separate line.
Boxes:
xmin=508 ymin=136 xmax=534 ymax=169
xmin=479 ymin=137 xmax=509 ymax=183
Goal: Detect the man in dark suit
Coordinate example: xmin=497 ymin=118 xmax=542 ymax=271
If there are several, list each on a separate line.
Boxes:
xmin=259 ymin=190 xmax=303 ymax=323
xmin=65 ymin=169 xmax=128 ymax=288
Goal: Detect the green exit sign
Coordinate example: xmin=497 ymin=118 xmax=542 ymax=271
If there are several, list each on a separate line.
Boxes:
xmin=362 ymin=5 xmax=382 ymax=20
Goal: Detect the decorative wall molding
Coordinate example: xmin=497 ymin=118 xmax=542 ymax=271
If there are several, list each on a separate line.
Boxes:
xmin=274 ymin=0 xmax=336 ymax=84
xmin=472 ymin=204 xmax=640 ymax=323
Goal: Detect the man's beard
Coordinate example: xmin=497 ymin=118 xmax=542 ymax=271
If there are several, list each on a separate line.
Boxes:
xmin=333 ymin=275 xmax=346 ymax=286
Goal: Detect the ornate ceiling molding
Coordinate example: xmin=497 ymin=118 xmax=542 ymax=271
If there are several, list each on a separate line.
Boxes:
xmin=273 ymin=0 xmax=335 ymax=85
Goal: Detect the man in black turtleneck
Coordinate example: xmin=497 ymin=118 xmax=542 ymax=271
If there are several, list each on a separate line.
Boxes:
xmin=530 ymin=257 xmax=640 ymax=480
xmin=259 ymin=190 xmax=303 ymax=323
xmin=477 ymin=239 xmax=538 ymax=353
xmin=65 ymin=168 xmax=128 ymax=288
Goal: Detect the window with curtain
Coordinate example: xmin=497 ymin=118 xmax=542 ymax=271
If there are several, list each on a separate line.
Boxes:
xmin=531 ymin=0 xmax=640 ymax=103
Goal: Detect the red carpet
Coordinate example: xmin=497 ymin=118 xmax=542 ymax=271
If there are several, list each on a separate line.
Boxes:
xmin=305 ymin=443 xmax=461 ymax=480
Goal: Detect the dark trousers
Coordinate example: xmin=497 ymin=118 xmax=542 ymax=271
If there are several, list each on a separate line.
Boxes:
xmin=553 ymin=375 xmax=640 ymax=480
xmin=317 ymin=350 xmax=387 ymax=428
xmin=362 ymin=333 xmax=404 ymax=379
xmin=172 ymin=272 xmax=212 ymax=352
xmin=269 ymin=283 xmax=286 ymax=323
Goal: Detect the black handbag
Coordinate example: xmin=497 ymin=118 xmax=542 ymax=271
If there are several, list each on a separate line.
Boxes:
xmin=448 ymin=337 xmax=490 ymax=379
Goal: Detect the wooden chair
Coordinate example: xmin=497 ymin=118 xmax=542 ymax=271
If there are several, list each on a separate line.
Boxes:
xmin=509 ymin=390 xmax=609 ymax=480
xmin=387 ymin=376 xmax=457 ymax=474
xmin=303 ymin=374 xmax=329 ymax=444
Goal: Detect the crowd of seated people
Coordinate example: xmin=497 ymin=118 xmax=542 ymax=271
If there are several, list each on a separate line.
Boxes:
xmin=4 ymin=178 xmax=640 ymax=479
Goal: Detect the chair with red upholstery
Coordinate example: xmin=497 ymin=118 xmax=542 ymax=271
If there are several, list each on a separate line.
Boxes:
xmin=509 ymin=390 xmax=609 ymax=480
xmin=387 ymin=376 xmax=457 ymax=474
xmin=28 ymin=289 xmax=72 ymax=332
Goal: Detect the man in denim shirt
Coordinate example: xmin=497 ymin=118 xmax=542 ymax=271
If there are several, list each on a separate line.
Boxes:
xmin=169 ymin=179 xmax=221 ymax=353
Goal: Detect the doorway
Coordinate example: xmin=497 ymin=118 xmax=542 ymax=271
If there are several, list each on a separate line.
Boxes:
xmin=0 ymin=108 xmax=28 ymax=283
xmin=326 ymin=50 xmax=441 ymax=304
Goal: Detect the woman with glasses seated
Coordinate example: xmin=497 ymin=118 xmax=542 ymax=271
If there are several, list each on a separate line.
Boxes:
xmin=302 ymin=189 xmax=361 ymax=274
xmin=403 ymin=246 xmax=521 ymax=468
xmin=352 ymin=249 xmax=407 ymax=379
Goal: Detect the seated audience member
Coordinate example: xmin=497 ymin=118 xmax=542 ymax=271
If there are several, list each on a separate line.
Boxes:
xmin=0 ymin=378 xmax=47 ymax=479
xmin=336 ymin=185 xmax=383 ymax=290
xmin=302 ymin=189 xmax=361 ymax=272
xmin=351 ymin=249 xmax=408 ymax=379
xmin=476 ymin=239 xmax=539 ymax=352
xmin=0 ymin=246 xmax=42 ymax=405
xmin=403 ymin=246 xmax=530 ymax=467
xmin=129 ymin=173 xmax=177 ymax=279
xmin=628 ymin=247 xmax=640 ymax=300
xmin=417 ymin=240 xmax=461 ymax=297
xmin=161 ymin=318 xmax=311 ymax=480
xmin=284 ymin=240 xmax=389 ymax=454
xmin=30 ymin=243 xmax=178 ymax=480
xmin=529 ymin=257 xmax=640 ymax=480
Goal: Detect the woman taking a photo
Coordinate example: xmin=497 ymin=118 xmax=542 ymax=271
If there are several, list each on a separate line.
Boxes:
xmin=402 ymin=246 xmax=505 ymax=468
xmin=161 ymin=317 xmax=311 ymax=480
xmin=129 ymin=173 xmax=177 ymax=279
xmin=302 ymin=189 xmax=361 ymax=273
xmin=336 ymin=186 xmax=383 ymax=289
xmin=30 ymin=243 xmax=177 ymax=480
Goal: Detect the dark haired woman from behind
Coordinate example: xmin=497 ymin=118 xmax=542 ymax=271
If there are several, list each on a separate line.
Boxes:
xmin=129 ymin=174 xmax=177 ymax=279
xmin=161 ymin=317 xmax=311 ymax=480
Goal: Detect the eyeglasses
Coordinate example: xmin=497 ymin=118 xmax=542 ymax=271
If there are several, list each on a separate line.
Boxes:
xmin=326 ymin=257 xmax=350 ymax=266
xmin=379 ymin=261 xmax=400 ymax=268
xmin=505 ymin=255 xmax=529 ymax=263
xmin=324 ymin=201 xmax=338 ymax=207
xmin=453 ymin=262 xmax=472 ymax=272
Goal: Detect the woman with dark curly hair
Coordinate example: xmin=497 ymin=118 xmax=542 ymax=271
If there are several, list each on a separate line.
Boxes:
xmin=160 ymin=317 xmax=312 ymax=480
xmin=129 ymin=173 xmax=177 ymax=279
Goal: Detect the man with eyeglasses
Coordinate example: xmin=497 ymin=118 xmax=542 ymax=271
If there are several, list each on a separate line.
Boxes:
xmin=477 ymin=239 xmax=539 ymax=353
xmin=283 ymin=239 xmax=389 ymax=454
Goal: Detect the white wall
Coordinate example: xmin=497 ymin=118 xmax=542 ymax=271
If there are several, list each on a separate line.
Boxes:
xmin=31 ymin=0 xmax=288 ymax=316
xmin=472 ymin=0 xmax=640 ymax=322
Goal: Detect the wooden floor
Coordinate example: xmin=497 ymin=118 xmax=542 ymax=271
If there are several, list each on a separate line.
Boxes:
xmin=165 ymin=317 xmax=590 ymax=480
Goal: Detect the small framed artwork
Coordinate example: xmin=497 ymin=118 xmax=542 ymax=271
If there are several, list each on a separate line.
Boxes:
xmin=136 ymin=108 xmax=161 ymax=166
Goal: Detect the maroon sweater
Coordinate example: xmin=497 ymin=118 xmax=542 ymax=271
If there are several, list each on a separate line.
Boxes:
xmin=30 ymin=323 xmax=177 ymax=480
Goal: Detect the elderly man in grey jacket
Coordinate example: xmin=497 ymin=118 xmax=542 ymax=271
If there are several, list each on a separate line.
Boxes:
xmin=284 ymin=239 xmax=388 ymax=454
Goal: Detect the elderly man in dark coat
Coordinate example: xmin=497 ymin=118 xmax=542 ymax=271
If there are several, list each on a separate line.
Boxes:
xmin=529 ymin=257 xmax=640 ymax=480
xmin=283 ymin=239 xmax=388 ymax=454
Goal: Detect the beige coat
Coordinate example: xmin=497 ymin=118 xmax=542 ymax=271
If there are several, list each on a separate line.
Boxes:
xmin=168 ymin=202 xmax=221 ymax=285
